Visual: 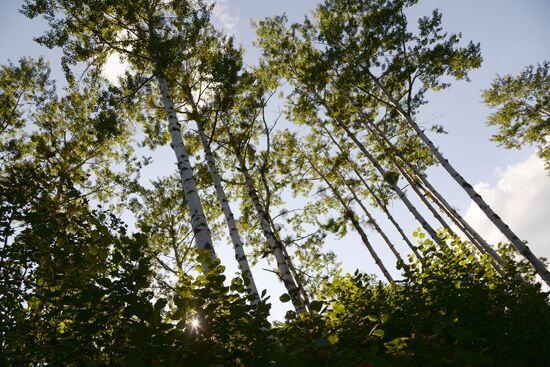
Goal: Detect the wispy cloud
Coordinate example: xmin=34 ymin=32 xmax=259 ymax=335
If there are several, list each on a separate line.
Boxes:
xmin=212 ymin=0 xmax=238 ymax=35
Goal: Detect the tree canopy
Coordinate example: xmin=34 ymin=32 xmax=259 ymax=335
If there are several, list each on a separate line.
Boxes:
xmin=483 ymin=61 xmax=550 ymax=171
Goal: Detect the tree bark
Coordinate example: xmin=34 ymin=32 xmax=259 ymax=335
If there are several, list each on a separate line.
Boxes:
xmin=334 ymin=165 xmax=404 ymax=265
xmin=306 ymin=155 xmax=394 ymax=282
xmin=370 ymin=75 xmax=550 ymax=283
xmin=235 ymin=153 xmax=307 ymax=313
xmin=272 ymin=222 xmax=311 ymax=307
xmin=335 ymin=121 xmax=447 ymax=250
xmin=366 ymin=121 xmax=506 ymax=269
xmin=196 ymin=120 xmax=260 ymax=303
xmin=155 ymin=72 xmax=216 ymax=261
xmin=321 ymin=126 xmax=423 ymax=260
xmin=394 ymin=159 xmax=456 ymax=236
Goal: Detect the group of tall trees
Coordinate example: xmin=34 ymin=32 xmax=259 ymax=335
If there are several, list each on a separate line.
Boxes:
xmin=1 ymin=0 xmax=549 ymax=365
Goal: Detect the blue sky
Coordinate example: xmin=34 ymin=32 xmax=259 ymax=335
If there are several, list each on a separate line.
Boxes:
xmin=1 ymin=0 xmax=549 ymax=320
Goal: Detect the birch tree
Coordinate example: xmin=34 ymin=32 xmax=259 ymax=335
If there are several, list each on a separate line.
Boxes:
xmin=255 ymin=16 xmax=448 ymax=250
xmin=302 ymin=139 xmax=395 ymax=282
xmin=23 ymin=0 xmax=218 ymax=259
xmin=320 ymin=124 xmax=423 ymax=260
xmin=173 ymin=37 xmax=261 ymax=301
xmin=255 ymin=0 xmax=550 ymax=285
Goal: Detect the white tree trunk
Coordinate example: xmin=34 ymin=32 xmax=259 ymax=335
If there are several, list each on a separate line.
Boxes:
xmin=337 ymin=121 xmax=447 ymax=250
xmin=365 ymin=121 xmax=509 ymax=277
xmin=196 ymin=120 xmax=259 ymax=303
xmin=271 ymin=221 xmax=311 ymax=307
xmin=237 ymin=154 xmax=307 ymax=313
xmin=322 ymin=126 xmax=423 ymax=260
xmin=336 ymin=167 xmax=404 ymax=264
xmin=155 ymin=72 xmax=216 ymax=260
xmin=307 ymin=155 xmax=394 ymax=282
xmin=371 ymin=76 xmax=550 ymax=284
xmin=365 ymin=179 xmax=423 ymax=260
xmin=367 ymin=121 xmax=500 ymax=260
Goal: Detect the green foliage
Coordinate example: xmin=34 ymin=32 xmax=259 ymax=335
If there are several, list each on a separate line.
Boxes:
xmin=4 ymin=190 xmax=549 ymax=367
xmin=383 ymin=170 xmax=400 ymax=186
xmin=483 ymin=61 xmax=550 ymax=170
xmin=168 ymin=256 xmax=275 ymax=366
xmin=272 ymin=236 xmax=550 ymax=366
xmin=253 ymin=0 xmax=482 ymax=229
xmin=0 ymin=143 xmax=157 ymax=365
xmin=0 ymin=57 xmax=53 ymax=145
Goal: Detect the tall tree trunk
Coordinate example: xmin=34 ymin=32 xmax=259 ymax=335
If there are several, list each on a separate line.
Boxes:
xmin=333 ymin=120 xmax=447 ymax=250
xmin=393 ymin=159 xmax=456 ymax=236
xmin=306 ymin=155 xmax=394 ymax=282
xmin=366 ymin=121 xmax=506 ymax=268
xmin=321 ymin=126 xmax=423 ymax=260
xmin=196 ymin=120 xmax=260 ymax=303
xmin=155 ymin=71 xmax=216 ymax=261
xmin=396 ymin=161 xmax=494 ymax=262
xmin=334 ymin=165 xmax=404 ymax=265
xmin=395 ymin=164 xmax=488 ymax=261
xmin=369 ymin=75 xmax=550 ymax=282
xmin=393 ymin=161 xmax=500 ymax=271
xmin=269 ymin=220 xmax=311 ymax=307
xmin=235 ymin=152 xmax=307 ymax=313
xmin=361 ymin=121 xmax=504 ymax=274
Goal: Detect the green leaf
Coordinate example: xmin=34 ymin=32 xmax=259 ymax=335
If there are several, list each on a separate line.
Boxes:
xmin=279 ymin=293 xmax=291 ymax=303
xmin=309 ymin=300 xmax=323 ymax=312
xmin=327 ymin=334 xmax=339 ymax=345
xmin=369 ymin=325 xmax=385 ymax=338
xmin=372 ymin=329 xmax=385 ymax=338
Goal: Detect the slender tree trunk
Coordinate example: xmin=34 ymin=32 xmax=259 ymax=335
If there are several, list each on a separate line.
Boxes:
xmin=393 ymin=161 xmax=501 ymax=271
xmin=155 ymin=71 xmax=216 ymax=261
xmin=235 ymin=153 xmax=307 ymax=313
xmin=388 ymin=151 xmax=457 ymax=236
xmin=367 ymin=121 xmax=506 ymax=267
xmin=361 ymin=122 xmax=500 ymax=272
xmin=334 ymin=120 xmax=447 ymax=250
xmin=321 ymin=126 xmax=423 ymax=260
xmin=367 ymin=184 xmax=423 ymax=260
xmin=306 ymin=155 xmax=394 ymax=282
xmin=396 ymin=161 xmax=494 ymax=263
xmin=369 ymin=75 xmax=550 ymax=282
xmin=334 ymin=165 xmax=404 ymax=264
xmin=270 ymin=221 xmax=311 ymax=306
xmin=196 ymin=120 xmax=259 ymax=303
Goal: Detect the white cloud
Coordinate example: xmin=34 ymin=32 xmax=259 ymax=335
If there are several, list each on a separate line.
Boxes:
xmin=101 ymin=52 xmax=129 ymax=86
xmin=462 ymin=153 xmax=550 ymax=260
xmin=212 ymin=0 xmax=238 ymax=35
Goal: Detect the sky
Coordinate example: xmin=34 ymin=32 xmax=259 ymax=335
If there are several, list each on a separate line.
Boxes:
xmin=1 ymin=0 xmax=549 ymax=320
